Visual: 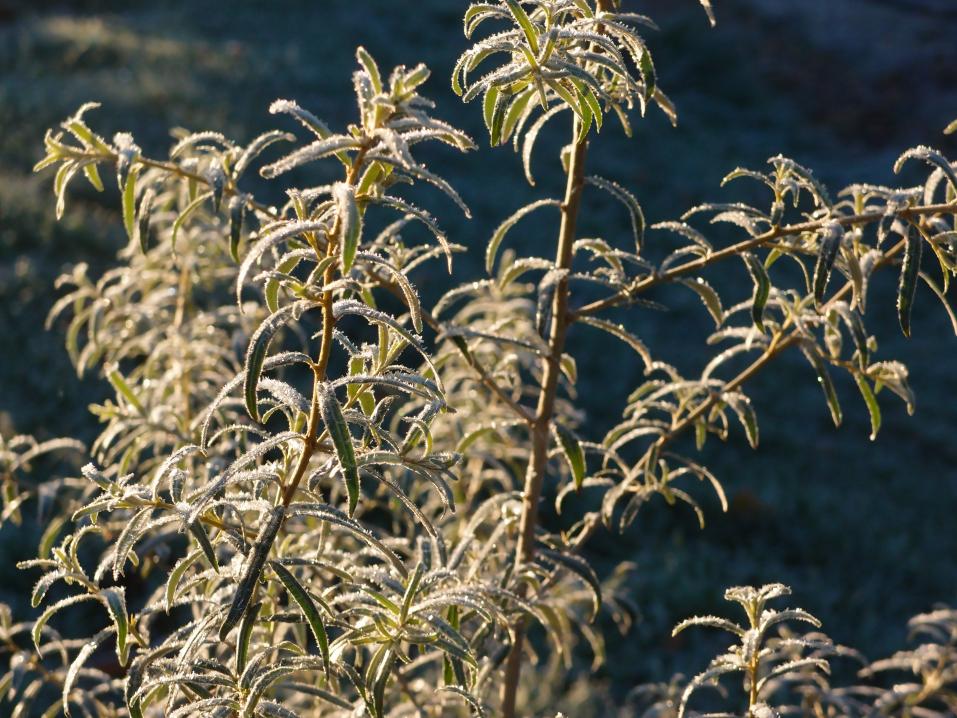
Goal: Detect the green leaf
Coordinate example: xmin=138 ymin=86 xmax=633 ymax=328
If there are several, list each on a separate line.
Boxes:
xmin=357 ymin=252 xmax=423 ymax=332
xmin=722 ymin=392 xmax=759 ymax=449
xmin=270 ymin=561 xmax=330 ymax=675
xmin=770 ymin=155 xmax=832 ymax=208
xmin=368 ymin=645 xmax=395 ymax=718
xmin=220 ymin=505 xmax=285 ymax=641
xmin=171 ymin=190 xmax=213 ymax=252
xmin=266 ymin=254 xmax=306 ymax=313
xmin=63 ymin=630 xmax=108 ymax=717
xmin=136 ymin=187 xmax=155 ymax=254
xmin=112 ymin=508 xmax=151 ymax=579
xmin=500 ymin=86 xmax=536 ymax=145
xmin=334 ymin=183 xmax=361 ymax=273
xmin=894 ymin=145 xmax=957 ymax=196
xmin=400 ymin=563 xmax=425 ymax=623
xmin=188 ymin=520 xmax=220 ymax=572
xmin=235 ymin=601 xmax=261 ymax=676
xmin=489 ymin=90 xmax=509 ymax=146
xmin=897 ymin=231 xmax=922 ymax=337
xmin=228 ymin=195 xmax=245 ymax=263
xmin=356 ymin=47 xmax=383 ymax=94
xmin=261 ymin=135 xmax=362 ymax=178
xmin=577 ymin=316 xmax=652 ymax=372
xmin=854 ymin=373 xmax=881 ymax=441
xmin=107 ymin=365 xmax=144 ymax=415
xmin=741 ymin=252 xmax=770 ymax=330
xmin=523 ymin=106 xmax=566 ymax=185
xmin=166 ymin=550 xmax=203 ymax=612
xmin=585 ymin=176 xmax=645 ymax=251
xmin=269 ymin=99 xmax=333 ymax=140
xmin=102 ymin=588 xmax=130 ymax=666
xmin=207 ymin=161 xmax=226 ymax=213
xmin=574 ymin=87 xmax=593 ymax=144
xmin=121 ymin=166 xmax=140 ymax=242
xmin=505 ymin=0 xmax=539 ymax=54
xmin=486 ymin=198 xmax=560 ymax=273
xmin=552 ymin=423 xmax=586 ymax=491
xmin=578 ymin=84 xmax=602 ymax=132
xmin=801 ymin=344 xmax=842 ymax=427
xmin=318 ymin=383 xmax=360 ymax=516
xmin=235 ymin=130 xmax=295 ymax=177
xmin=38 ymin=515 xmax=67 ymax=559
xmin=34 ymin=594 xmax=99 ymax=653
xmin=546 ymin=78 xmax=585 ymax=123
xmin=678 ymin=277 xmax=724 ymax=327
xmin=652 ymin=87 xmax=677 ymax=128
xmin=333 ymin=300 xmax=440 ymax=388
xmin=482 ymin=86 xmax=501 ymax=139
xmin=637 ymin=46 xmax=656 ymax=103
xmin=812 ymin=221 xmax=844 ymax=307
xmin=244 ymin=303 xmax=306 ymax=422
xmin=537 ymin=548 xmax=601 ymax=620
xmin=82 ymin=163 xmax=104 ymax=192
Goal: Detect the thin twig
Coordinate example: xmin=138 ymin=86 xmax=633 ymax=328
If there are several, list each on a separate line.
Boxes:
xmin=571 ymin=201 xmax=957 ymax=319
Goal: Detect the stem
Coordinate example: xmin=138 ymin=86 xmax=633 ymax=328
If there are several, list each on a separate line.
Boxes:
xmin=280 ymin=149 xmax=369 ymax=507
xmin=636 ymin=235 xmax=910 ymax=475
xmin=571 ymin=200 xmax=957 ymax=319
xmin=501 ymin=116 xmax=589 ymax=718
xmin=134 ymin=155 xmax=281 ymax=223
xmin=748 ymin=652 xmax=759 ymax=708
xmin=173 ymin=261 xmax=193 ymax=429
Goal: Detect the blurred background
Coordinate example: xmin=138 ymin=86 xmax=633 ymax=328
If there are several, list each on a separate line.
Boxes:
xmin=1 ymin=0 xmax=956 ymax=711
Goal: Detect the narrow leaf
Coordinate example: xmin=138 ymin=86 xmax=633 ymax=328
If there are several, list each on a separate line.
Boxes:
xmin=244 ymin=303 xmax=307 ymax=422
xmin=586 ymin=176 xmax=645 ymax=251
xmin=334 ymin=182 xmax=361 ymax=273
xmin=487 ymin=199 xmax=560 ymax=273
xmin=894 ymin=145 xmax=957 ymax=196
xmin=121 ymin=167 xmax=140 ymax=242
xmin=235 ymin=601 xmax=262 ymax=676
xmin=553 ymin=423 xmax=586 ymax=491
xmin=506 ymin=0 xmax=539 ymax=54
xmin=854 ymin=374 xmax=881 ymax=441
xmin=812 ymin=221 xmax=844 ymax=307
xmin=318 ymin=383 xmax=360 ymax=516
xmin=801 ymin=344 xmax=842 ymax=427
xmin=228 ymin=195 xmax=245 ymax=262
xmin=102 ymin=588 xmax=129 ymax=666
xmin=270 ymin=561 xmax=330 ymax=675
xmin=742 ymin=251 xmax=770 ymax=330
xmin=897 ymin=231 xmax=922 ymax=337
xmin=220 ymin=505 xmax=285 ymax=641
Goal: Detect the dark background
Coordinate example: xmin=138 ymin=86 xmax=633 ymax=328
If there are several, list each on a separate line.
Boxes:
xmin=1 ymin=0 xmax=956 ymax=712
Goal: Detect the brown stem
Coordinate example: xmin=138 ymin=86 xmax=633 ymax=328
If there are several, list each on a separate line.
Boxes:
xmin=748 ymin=652 xmax=760 ymax=708
xmin=636 ymin=235 xmax=910 ymax=475
xmin=173 ymin=261 xmax=193 ymax=429
xmin=501 ymin=116 xmax=589 ymax=718
xmin=134 ymin=155 xmax=281 ymax=223
xmin=93 ymin=141 xmax=364 ymax=508
xmin=280 ymin=149 xmax=369 ymax=507
xmin=571 ymin=200 xmax=957 ymax=320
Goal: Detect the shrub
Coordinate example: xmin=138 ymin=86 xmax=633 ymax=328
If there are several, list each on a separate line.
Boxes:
xmin=4 ymin=1 xmax=957 ymax=716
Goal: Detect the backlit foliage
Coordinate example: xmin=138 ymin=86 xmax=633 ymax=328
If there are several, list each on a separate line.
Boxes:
xmin=4 ymin=1 xmax=956 ymax=716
